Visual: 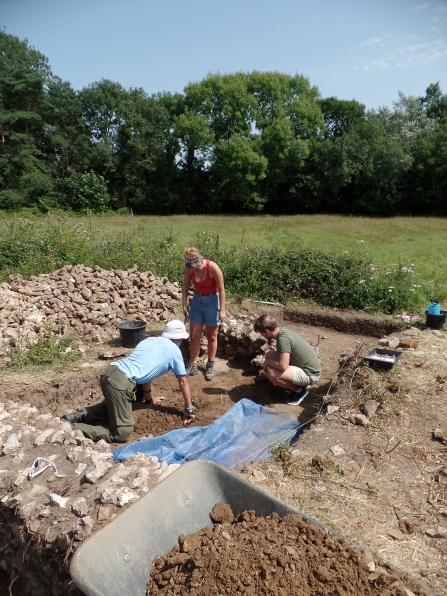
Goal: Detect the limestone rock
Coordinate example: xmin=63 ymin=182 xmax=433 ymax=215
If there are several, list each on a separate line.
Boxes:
xmin=432 ymin=330 xmax=445 ymax=339
xmin=350 ymin=413 xmax=369 ymax=426
xmin=97 ymin=506 xmax=112 ymax=521
xmin=100 ymin=486 xmax=139 ymax=507
xmin=362 ymin=400 xmax=379 ymax=419
xmin=33 ymin=429 xmax=55 ymax=447
xmin=85 ymin=461 xmax=113 ymax=484
xmin=72 ymin=497 xmax=90 ymax=517
xmin=378 ymin=337 xmax=400 ymax=348
xmin=157 ymin=463 xmax=181 ymax=483
xmin=3 ymin=433 xmax=21 ymax=453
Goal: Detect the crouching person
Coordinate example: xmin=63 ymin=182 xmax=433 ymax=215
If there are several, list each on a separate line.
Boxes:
xmin=61 ymin=320 xmax=195 ymax=442
xmin=254 ymin=314 xmax=322 ymax=406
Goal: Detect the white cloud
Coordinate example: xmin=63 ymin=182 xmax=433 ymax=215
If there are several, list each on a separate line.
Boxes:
xmin=415 ymin=3 xmax=431 ymax=10
xmin=360 ymin=37 xmax=383 ymax=47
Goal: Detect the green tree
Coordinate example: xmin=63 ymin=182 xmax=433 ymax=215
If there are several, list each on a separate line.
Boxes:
xmin=404 ymin=124 xmax=447 ymax=214
xmin=333 ymin=116 xmax=411 ymax=214
xmin=56 ymin=170 xmax=110 ymax=212
xmin=184 ymin=73 xmax=257 ymax=142
xmin=318 ymin=97 xmax=366 ymax=138
xmin=78 ymin=79 xmax=129 ymax=195
xmin=210 ymin=136 xmax=268 ymax=211
xmin=43 ymin=77 xmax=91 ymax=180
xmin=375 ymin=91 xmax=438 ymax=147
xmin=246 ymin=71 xmax=324 ymax=210
xmin=115 ymin=89 xmax=181 ymax=212
xmin=0 ymin=30 xmax=53 ymax=208
xmin=421 ymin=82 xmax=447 ymax=124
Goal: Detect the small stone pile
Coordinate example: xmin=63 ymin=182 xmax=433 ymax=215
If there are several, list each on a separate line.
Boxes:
xmin=0 ymin=399 xmax=180 ymax=595
xmin=0 ymin=264 xmax=182 ymax=356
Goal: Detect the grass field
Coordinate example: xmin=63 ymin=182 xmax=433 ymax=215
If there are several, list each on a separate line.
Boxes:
xmin=1 ymin=212 xmax=446 ymax=313
xmin=77 ymin=213 xmax=447 ymax=303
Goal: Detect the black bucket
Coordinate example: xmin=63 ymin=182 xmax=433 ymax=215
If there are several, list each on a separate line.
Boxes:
xmin=425 ymin=310 xmax=447 ymax=330
xmin=115 ymin=320 xmax=147 ymax=348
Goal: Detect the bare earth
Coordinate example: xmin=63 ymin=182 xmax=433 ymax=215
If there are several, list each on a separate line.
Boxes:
xmin=147 ymin=503 xmax=433 ymax=595
xmin=1 ymin=302 xmax=446 ymax=595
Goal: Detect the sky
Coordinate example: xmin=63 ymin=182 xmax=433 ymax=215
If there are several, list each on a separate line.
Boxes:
xmin=1 ymin=0 xmax=446 ymax=109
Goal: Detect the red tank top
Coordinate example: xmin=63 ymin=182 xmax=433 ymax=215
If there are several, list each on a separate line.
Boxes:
xmin=191 ymin=259 xmax=218 ymax=294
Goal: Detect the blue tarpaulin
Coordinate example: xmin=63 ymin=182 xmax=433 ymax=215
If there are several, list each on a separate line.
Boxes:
xmin=113 ymin=398 xmax=304 ymax=470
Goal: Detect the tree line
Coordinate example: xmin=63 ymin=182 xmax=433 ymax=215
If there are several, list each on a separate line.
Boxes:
xmin=1 ymin=29 xmax=446 ymax=215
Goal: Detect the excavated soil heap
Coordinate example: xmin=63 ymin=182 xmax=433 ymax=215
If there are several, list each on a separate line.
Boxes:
xmin=147 ymin=503 xmax=432 ymax=596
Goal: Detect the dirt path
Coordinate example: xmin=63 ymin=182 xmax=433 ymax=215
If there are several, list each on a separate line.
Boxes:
xmin=1 ymin=303 xmax=446 ymax=594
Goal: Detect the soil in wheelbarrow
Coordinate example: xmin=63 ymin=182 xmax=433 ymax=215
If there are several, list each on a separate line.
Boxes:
xmin=147 ymin=503 xmax=432 ymax=596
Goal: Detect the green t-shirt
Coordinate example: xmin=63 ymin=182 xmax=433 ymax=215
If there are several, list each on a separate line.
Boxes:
xmin=276 ymin=329 xmax=322 ymax=376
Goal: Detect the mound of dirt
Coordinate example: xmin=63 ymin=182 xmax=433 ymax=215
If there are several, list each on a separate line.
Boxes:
xmin=147 ymin=503 xmax=432 ymax=596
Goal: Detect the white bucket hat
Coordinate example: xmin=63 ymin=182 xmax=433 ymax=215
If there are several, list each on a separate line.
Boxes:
xmin=161 ymin=319 xmax=189 ymax=340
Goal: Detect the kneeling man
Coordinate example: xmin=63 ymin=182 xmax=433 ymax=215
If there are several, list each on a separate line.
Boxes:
xmin=254 ymin=314 xmax=322 ymax=405
xmin=62 ymin=320 xmax=195 ymax=442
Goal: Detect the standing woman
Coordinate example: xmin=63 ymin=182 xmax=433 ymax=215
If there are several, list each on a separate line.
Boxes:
xmin=182 ymin=247 xmax=226 ymax=380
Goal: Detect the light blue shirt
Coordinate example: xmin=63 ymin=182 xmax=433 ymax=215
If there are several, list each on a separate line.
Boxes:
xmin=112 ymin=337 xmax=186 ymax=384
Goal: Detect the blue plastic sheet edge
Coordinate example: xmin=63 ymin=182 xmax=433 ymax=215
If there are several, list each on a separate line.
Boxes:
xmin=113 ymin=398 xmax=305 ymax=470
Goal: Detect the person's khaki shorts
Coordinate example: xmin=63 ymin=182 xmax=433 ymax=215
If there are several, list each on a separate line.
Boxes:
xmin=290 ymin=366 xmax=320 ymax=387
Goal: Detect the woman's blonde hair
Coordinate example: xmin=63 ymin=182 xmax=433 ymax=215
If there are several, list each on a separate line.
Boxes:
xmin=184 ymin=247 xmax=201 ymax=262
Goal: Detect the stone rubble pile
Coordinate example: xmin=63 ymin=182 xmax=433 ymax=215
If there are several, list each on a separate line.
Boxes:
xmin=0 ymin=264 xmax=182 ymax=356
xmin=0 ymin=399 xmax=180 ymax=595
xmin=216 ymin=315 xmax=271 ymax=372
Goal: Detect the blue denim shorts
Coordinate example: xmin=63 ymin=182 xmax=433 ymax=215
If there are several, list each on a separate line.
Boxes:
xmin=189 ymin=292 xmax=220 ymax=326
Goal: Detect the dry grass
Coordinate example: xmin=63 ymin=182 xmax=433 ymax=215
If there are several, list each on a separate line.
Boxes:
xmin=238 ymin=329 xmax=447 ymax=596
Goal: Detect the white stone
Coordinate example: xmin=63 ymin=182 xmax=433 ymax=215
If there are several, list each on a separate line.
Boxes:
xmin=94 ymin=439 xmax=112 ymax=452
xmin=351 ymin=413 xmax=369 ymax=426
xmin=0 ymin=424 xmax=13 ymax=435
xmin=3 ymin=433 xmax=21 ymax=453
xmin=330 ymin=445 xmax=345 ymax=456
xmin=72 ymin=497 xmax=90 ymax=517
xmin=21 ymin=425 xmax=36 ymax=435
xmin=49 ymin=493 xmax=69 ymax=508
xmin=27 ymin=484 xmax=48 ymax=498
xmin=35 ymin=413 xmax=53 ymax=424
xmin=157 ymin=463 xmax=181 ymax=483
xmin=50 ymin=430 xmax=65 ymax=444
xmin=111 ymin=463 xmax=136 ymax=479
xmin=20 ymin=501 xmax=37 ymax=518
xmin=75 ymin=463 xmax=87 ymax=475
xmin=85 ymin=461 xmax=113 ymax=483
xmin=91 ymin=453 xmax=113 ymax=466
xmin=34 ymin=428 xmax=55 ymax=446
xmin=130 ymin=468 xmax=150 ymax=489
xmin=13 ymin=469 xmax=29 ymax=486
xmin=67 ymin=446 xmax=85 ymax=462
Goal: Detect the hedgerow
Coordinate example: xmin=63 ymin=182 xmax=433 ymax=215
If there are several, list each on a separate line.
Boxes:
xmin=0 ymin=217 xmax=427 ymax=313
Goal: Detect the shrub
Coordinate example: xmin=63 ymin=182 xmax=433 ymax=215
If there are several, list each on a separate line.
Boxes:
xmin=56 ymin=171 xmax=110 ymax=213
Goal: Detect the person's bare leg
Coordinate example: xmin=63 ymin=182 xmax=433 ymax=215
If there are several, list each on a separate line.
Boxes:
xmin=189 ymin=322 xmax=203 ymax=362
xmin=205 ymin=325 xmax=218 ymax=361
xmin=266 ymin=367 xmax=298 ymax=392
